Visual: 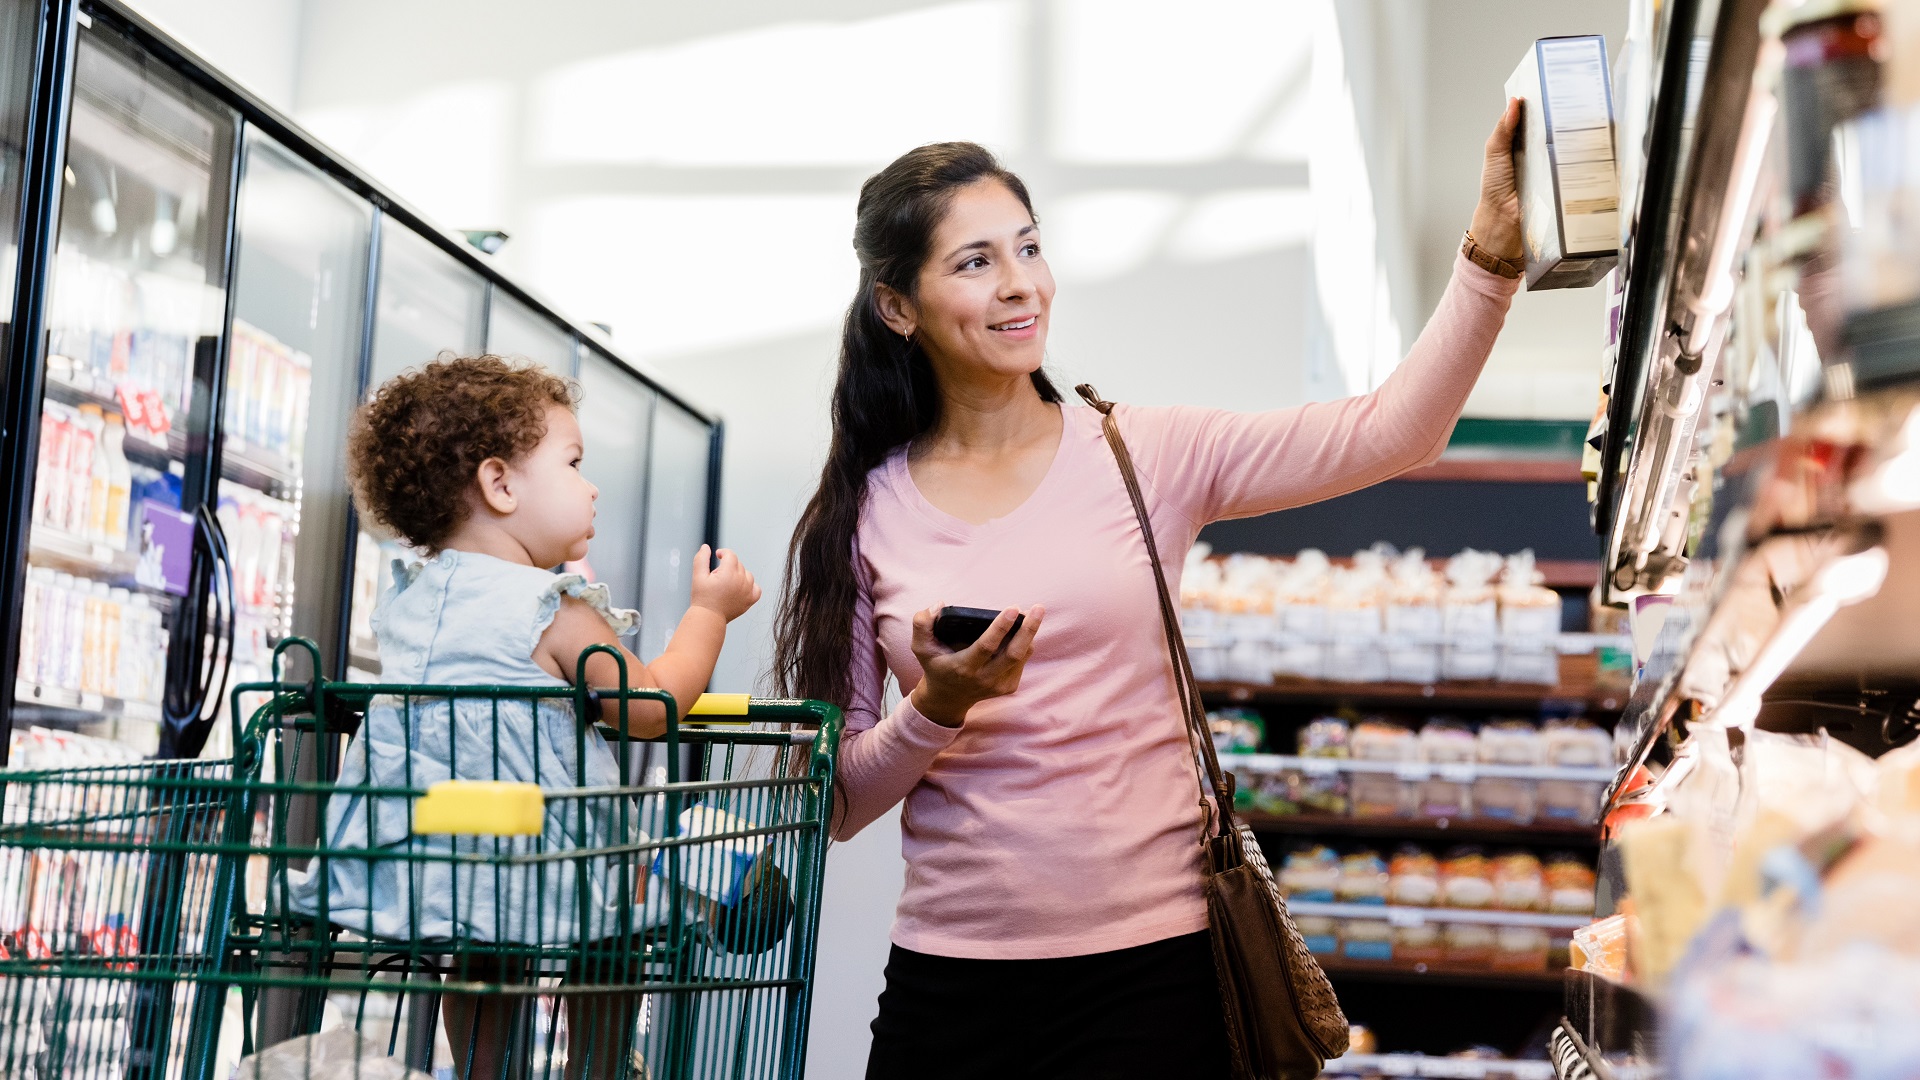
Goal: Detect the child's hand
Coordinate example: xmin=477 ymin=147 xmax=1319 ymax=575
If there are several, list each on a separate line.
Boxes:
xmin=690 ymin=545 xmax=760 ymax=622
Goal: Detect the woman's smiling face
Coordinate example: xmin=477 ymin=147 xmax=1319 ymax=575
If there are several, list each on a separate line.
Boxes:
xmin=907 ymin=179 xmax=1055 ymax=383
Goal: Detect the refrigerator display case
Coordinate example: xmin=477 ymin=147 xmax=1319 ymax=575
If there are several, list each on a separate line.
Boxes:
xmin=0 ymin=0 xmax=723 ymax=759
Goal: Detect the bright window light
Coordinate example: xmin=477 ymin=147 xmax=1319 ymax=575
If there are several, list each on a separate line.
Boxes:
xmin=522 ymin=194 xmax=857 ymax=358
xmin=1169 ymin=187 xmax=1313 ymax=263
xmin=1042 ymin=190 xmax=1184 ymax=282
xmin=300 ymin=81 xmax=510 ymax=227
xmin=530 ymin=1 xmax=1021 ymax=167
xmin=1051 ymin=0 xmax=1308 ymax=163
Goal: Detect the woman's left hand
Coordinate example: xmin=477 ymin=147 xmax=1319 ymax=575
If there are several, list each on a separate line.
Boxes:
xmin=1470 ymin=97 xmax=1525 ymax=263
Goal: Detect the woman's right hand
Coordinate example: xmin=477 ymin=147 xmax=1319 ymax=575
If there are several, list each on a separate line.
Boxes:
xmin=907 ymin=604 xmax=1045 ymax=728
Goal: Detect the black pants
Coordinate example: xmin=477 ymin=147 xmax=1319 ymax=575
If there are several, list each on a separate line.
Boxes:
xmin=864 ymin=930 xmax=1233 ymax=1080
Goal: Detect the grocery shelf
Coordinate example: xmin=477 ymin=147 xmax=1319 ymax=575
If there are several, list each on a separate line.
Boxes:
xmin=28 ymin=525 xmax=141 ymax=579
xmin=220 ymin=437 xmax=300 ymax=497
xmin=1286 ymin=900 xmax=1592 ymax=931
xmin=1317 ymin=955 xmax=1566 ymax=990
xmin=1326 ymin=1051 xmax=1555 ymax=1079
xmin=1243 ymin=810 xmax=1600 ymax=848
xmin=14 ymin=679 xmax=162 ymax=724
xmin=1199 ymin=654 xmax=1623 ymax=712
xmin=1230 ymin=754 xmax=1615 ymax=784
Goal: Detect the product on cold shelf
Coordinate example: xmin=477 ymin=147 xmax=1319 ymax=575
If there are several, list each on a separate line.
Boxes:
xmin=1207 ymin=708 xmax=1263 ymax=755
xmin=14 ymin=568 xmax=164 ymax=706
xmin=1296 ymin=912 xmax=1338 ymax=957
xmin=1350 ymin=718 xmax=1418 ymax=818
xmin=1440 ymin=847 xmax=1496 ymax=910
xmin=1474 ymin=718 xmax=1544 ymax=823
xmin=1393 ymin=920 xmax=1445 ymax=965
xmin=1418 ymin=717 xmax=1477 ymax=818
xmin=1280 ymin=846 xmax=1340 ymax=902
xmin=1295 ymin=715 xmax=1352 ymax=815
xmin=1340 ymin=915 xmax=1393 ymax=961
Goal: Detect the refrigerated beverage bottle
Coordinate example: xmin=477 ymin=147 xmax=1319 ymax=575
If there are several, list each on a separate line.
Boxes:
xmin=101 ymin=414 xmax=131 ymax=550
xmin=35 ymin=405 xmax=72 ymax=528
xmin=17 ymin=568 xmax=45 ymax=686
xmin=79 ymin=405 xmax=111 ymax=544
xmin=103 ymin=588 xmax=127 ymax=699
xmin=122 ymin=596 xmax=150 ymax=703
xmin=58 ymin=574 xmax=84 ymax=691
xmin=80 ymin=582 xmax=105 ymax=695
xmin=65 ymin=405 xmax=99 ymax=537
xmin=40 ymin=573 xmax=70 ymax=688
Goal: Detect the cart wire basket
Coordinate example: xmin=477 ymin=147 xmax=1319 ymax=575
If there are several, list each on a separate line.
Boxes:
xmin=0 ymin=637 xmax=842 ymax=1080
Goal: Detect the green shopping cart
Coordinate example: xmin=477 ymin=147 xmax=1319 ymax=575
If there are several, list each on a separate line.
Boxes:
xmin=0 ymin=637 xmax=842 ymax=1080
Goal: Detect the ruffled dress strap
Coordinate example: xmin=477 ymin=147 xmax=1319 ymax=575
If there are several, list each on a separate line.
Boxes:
xmin=529 ymin=572 xmax=641 ymax=657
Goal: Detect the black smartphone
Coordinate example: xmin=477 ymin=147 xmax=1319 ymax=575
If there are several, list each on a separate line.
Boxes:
xmin=932 ymin=606 xmax=1024 ymax=651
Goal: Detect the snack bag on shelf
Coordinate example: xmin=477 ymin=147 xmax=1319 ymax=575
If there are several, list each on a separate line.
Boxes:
xmin=1418 ymin=717 xmax=1477 ymax=818
xmin=1440 ymin=847 xmax=1496 ymax=909
xmin=1207 ymin=708 xmax=1263 ymax=755
xmin=1539 ymin=718 xmax=1614 ymax=823
xmin=1475 ymin=719 xmax=1543 ymax=823
xmin=1491 ymin=851 xmax=1546 ymax=912
xmin=1350 ymin=719 xmax=1418 ymax=817
xmin=1279 ymin=845 xmax=1340 ymax=902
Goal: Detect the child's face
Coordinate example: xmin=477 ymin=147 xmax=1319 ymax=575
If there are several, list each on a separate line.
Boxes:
xmin=503 ymin=405 xmax=598 ymax=566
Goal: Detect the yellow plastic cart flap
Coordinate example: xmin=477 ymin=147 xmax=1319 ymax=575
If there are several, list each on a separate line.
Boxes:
xmin=689 ymin=693 xmax=752 ymax=722
xmin=413 ymin=780 xmax=544 ymax=836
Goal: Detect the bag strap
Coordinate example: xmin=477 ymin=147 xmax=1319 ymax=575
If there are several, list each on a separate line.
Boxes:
xmin=1074 ymin=384 xmax=1237 ymax=838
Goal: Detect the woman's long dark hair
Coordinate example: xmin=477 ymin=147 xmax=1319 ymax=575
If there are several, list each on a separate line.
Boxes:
xmin=773 ymin=142 xmax=1060 ymax=707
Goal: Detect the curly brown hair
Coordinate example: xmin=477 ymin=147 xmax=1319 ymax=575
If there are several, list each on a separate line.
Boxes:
xmin=347 ymin=354 xmax=578 ymax=552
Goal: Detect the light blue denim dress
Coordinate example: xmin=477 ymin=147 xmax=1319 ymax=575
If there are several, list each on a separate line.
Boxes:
xmin=290 ymin=549 xmax=675 ymax=944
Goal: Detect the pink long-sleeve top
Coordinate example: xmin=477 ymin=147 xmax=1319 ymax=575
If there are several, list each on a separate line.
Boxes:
xmin=838 ymin=254 xmax=1518 ymax=959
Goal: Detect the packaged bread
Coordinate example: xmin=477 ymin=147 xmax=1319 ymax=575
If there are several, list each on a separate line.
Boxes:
xmin=1441 ymin=549 xmax=1502 ymax=638
xmin=1440 ymin=847 xmax=1496 ymax=909
xmin=1384 ymin=547 xmax=1443 ymax=640
xmin=1350 ymin=719 xmax=1418 ymax=818
xmin=1475 ymin=719 xmax=1543 ymax=824
xmin=1491 ymin=851 xmax=1545 ymax=912
xmin=1279 ymin=845 xmax=1340 ymax=902
xmin=1539 ymin=718 xmax=1613 ymax=823
xmin=1393 ymin=921 xmax=1445 ymax=965
xmin=1497 ymin=550 xmax=1563 ymax=641
xmin=1340 ymin=916 xmax=1394 ymax=961
xmin=1418 ymin=717 xmax=1477 ymax=818
xmin=1336 ymin=850 xmax=1390 ymax=905
xmin=1443 ymin=922 xmax=1497 ymax=966
xmin=1491 ymin=925 xmax=1550 ymax=972
xmin=1296 ymin=716 xmax=1351 ymax=815
xmin=1388 ymin=846 xmax=1441 ymax=907
xmin=1545 ymin=854 xmax=1598 ymax=915
xmin=1296 ymin=913 xmax=1338 ymax=956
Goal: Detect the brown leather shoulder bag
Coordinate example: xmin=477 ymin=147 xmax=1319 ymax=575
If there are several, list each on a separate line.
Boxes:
xmin=1076 ymin=384 xmax=1349 ymax=1080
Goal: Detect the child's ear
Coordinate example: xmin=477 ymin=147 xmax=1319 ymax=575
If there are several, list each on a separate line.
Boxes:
xmin=474 ymin=456 xmax=515 ymax=515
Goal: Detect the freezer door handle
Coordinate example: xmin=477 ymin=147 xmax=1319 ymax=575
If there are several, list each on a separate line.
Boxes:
xmin=160 ymin=503 xmax=236 ymax=758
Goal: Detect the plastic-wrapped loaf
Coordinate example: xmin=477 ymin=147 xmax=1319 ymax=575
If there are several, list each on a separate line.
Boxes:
xmin=1418 ymin=717 xmax=1477 ymax=818
xmin=1324 ymin=555 xmax=1388 ymax=683
xmin=1350 ymin=719 xmax=1418 ymax=817
xmin=1497 ymin=549 xmax=1563 ymax=639
xmin=1273 ymin=550 xmax=1331 ymax=679
xmin=1475 ymin=719 xmax=1543 ymax=824
xmin=1179 ymin=544 xmax=1226 ymax=680
xmin=1441 ymin=549 xmax=1502 ymax=680
xmin=1218 ymin=554 xmax=1280 ymax=683
xmin=1539 ymin=718 xmax=1613 ymax=823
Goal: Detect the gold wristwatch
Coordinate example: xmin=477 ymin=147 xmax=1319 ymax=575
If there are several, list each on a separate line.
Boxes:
xmin=1462 ymin=231 xmax=1524 ymax=279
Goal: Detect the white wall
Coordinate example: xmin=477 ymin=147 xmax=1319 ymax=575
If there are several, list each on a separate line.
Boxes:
xmin=1418 ymin=0 xmax=1629 ymax=419
xmin=119 ymin=0 xmax=304 ymax=111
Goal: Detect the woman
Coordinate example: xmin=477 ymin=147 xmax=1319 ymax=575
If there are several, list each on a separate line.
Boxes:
xmin=774 ymin=101 xmax=1526 ymax=1078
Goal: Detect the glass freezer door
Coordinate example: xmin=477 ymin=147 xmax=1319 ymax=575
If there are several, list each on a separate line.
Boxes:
xmin=16 ymin=25 xmax=237 ymax=755
xmin=576 ymin=348 xmax=654 ymax=614
xmin=638 ymin=400 xmax=713 ymax=660
xmin=0 ymin=0 xmax=36 ymax=342
xmin=487 ymin=288 xmax=576 ymax=375
xmin=214 ymin=130 xmax=370 ymax=736
xmin=346 ymin=222 xmax=487 ymax=679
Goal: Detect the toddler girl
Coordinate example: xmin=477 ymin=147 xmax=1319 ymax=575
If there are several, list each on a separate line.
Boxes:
xmin=292 ymin=355 xmax=759 ymax=1079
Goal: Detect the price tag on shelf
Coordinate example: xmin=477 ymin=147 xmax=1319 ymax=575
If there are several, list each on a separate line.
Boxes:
xmin=123 ymin=701 xmax=160 ymax=722
xmin=1394 ymin=762 xmax=1432 ymax=782
xmin=79 ymin=692 xmax=103 ymax=711
xmin=89 ymin=544 xmax=113 ymax=565
xmin=1386 ymin=907 xmax=1428 ymax=929
xmin=1436 ymin=763 xmax=1476 ymax=784
xmin=1300 ymin=758 xmax=1340 ymax=777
